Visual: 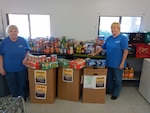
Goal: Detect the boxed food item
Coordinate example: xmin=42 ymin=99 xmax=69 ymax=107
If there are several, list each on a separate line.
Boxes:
xmin=70 ymin=58 xmax=86 ymax=70
xmin=57 ymin=58 xmax=70 ymax=67
xmin=128 ymin=33 xmax=146 ymax=43
xmin=134 ymin=43 xmax=150 ymax=58
xmin=57 ymin=67 xmax=83 ymax=101
xmin=41 ymin=61 xmax=59 ymax=70
xmin=85 ymin=58 xmax=106 ymax=68
xmin=82 ymin=67 xmax=107 ymax=103
xmin=25 ymin=54 xmax=44 ymax=69
xmin=26 ymin=54 xmax=58 ymax=70
xmin=26 ymin=61 xmax=41 ymax=69
xmin=28 ymin=68 xmax=56 ymax=104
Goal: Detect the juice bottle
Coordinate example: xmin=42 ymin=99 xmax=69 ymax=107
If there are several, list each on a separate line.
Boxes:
xmin=51 ymin=46 xmax=54 ymax=54
xmin=76 ymin=45 xmax=79 ymax=53
xmin=124 ymin=67 xmax=129 ymax=78
xmin=81 ymin=46 xmax=85 ymax=53
xmin=129 ymin=67 xmax=134 ymax=78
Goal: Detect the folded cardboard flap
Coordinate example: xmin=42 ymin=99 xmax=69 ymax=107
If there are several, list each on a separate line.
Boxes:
xmin=84 ymin=68 xmax=107 ymax=75
xmin=80 ymin=75 xmax=84 ymax=84
xmin=93 ymin=66 xmax=99 ymax=69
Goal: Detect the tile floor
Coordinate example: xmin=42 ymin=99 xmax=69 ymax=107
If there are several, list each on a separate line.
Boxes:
xmin=25 ymin=86 xmax=150 ymax=113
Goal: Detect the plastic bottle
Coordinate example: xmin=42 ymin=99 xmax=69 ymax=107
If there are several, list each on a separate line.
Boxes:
xmin=81 ymin=46 xmax=85 ymax=53
xmin=129 ymin=67 xmax=134 ymax=78
xmin=124 ymin=67 xmax=129 ymax=78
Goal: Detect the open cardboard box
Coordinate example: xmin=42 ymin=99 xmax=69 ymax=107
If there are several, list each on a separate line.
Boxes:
xmin=82 ymin=67 xmax=107 ymax=103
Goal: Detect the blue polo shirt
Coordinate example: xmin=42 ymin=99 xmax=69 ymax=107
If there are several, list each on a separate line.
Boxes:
xmin=102 ymin=34 xmax=128 ymax=68
xmin=0 ymin=36 xmax=30 ymax=72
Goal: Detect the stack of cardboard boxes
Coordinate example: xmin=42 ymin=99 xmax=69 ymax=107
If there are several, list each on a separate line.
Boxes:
xmin=27 ymin=58 xmax=107 ymax=104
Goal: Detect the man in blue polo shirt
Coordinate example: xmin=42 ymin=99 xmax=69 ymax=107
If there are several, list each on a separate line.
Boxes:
xmin=92 ymin=22 xmax=128 ymax=100
xmin=0 ymin=25 xmax=30 ymax=101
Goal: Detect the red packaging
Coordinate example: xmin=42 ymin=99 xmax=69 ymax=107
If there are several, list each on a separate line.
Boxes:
xmin=26 ymin=61 xmax=41 ymax=69
xmin=134 ymin=43 xmax=150 ymax=58
xmin=70 ymin=58 xmax=86 ymax=70
xmin=41 ymin=55 xmax=47 ymax=62
xmin=51 ymin=54 xmax=57 ymax=62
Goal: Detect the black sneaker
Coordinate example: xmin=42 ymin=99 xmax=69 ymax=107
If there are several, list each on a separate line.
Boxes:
xmin=111 ymin=96 xmax=118 ymax=100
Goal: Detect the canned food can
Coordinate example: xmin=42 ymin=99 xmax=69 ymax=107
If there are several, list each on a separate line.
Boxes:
xmin=46 ymin=57 xmax=51 ymax=62
xmin=38 ymin=56 xmax=42 ymax=62
xmin=41 ymin=55 xmax=46 ymax=62
xmin=51 ymin=54 xmax=57 ymax=62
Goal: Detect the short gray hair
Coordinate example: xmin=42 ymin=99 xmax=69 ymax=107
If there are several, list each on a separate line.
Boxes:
xmin=6 ymin=25 xmax=19 ymax=34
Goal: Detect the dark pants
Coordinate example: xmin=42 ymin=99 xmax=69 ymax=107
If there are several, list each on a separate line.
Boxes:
xmin=6 ymin=70 xmax=28 ymax=98
xmin=106 ymin=67 xmax=123 ymax=97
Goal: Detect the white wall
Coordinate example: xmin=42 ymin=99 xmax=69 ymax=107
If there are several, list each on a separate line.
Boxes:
xmin=0 ymin=10 xmax=4 ymax=35
xmin=0 ymin=0 xmax=150 ymax=40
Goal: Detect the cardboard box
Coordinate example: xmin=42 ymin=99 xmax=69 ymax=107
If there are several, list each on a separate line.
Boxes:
xmin=57 ymin=67 xmax=82 ymax=101
xmin=82 ymin=68 xmax=107 ymax=103
xmin=28 ymin=68 xmax=56 ymax=104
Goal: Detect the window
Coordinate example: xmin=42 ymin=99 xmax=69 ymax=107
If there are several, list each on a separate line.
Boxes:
xmin=98 ymin=17 xmax=120 ymax=40
xmin=7 ymin=14 xmax=51 ymax=39
xmin=98 ymin=16 xmax=142 ymax=40
xmin=8 ymin=14 xmax=30 ymax=39
xmin=30 ymin=15 xmax=50 ymax=38
xmin=121 ymin=17 xmax=141 ymax=32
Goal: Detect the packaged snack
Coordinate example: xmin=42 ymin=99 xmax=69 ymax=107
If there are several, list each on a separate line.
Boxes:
xmin=70 ymin=58 xmax=86 ymax=69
